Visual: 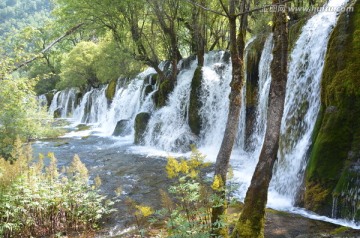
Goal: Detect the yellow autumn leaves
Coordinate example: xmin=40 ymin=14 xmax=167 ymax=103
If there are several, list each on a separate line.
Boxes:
xmin=165 ymin=147 xmax=210 ymax=179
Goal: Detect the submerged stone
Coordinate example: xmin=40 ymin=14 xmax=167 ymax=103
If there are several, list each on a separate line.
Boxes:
xmin=113 ymin=120 xmax=131 ymax=137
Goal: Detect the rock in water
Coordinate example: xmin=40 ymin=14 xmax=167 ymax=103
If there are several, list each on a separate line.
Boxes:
xmin=54 ymin=108 xmax=62 ymax=118
xmin=134 ymin=113 xmax=151 ymax=144
xmin=113 ymin=120 xmax=131 ymax=136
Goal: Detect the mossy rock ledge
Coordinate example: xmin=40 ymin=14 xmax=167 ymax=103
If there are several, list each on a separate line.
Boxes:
xmin=45 ymin=92 xmax=54 ymax=108
xmin=153 ymin=79 xmax=174 ymax=108
xmin=134 ymin=112 xmax=151 ymax=145
xmin=105 ymin=78 xmax=117 ymax=104
xmin=188 ymin=66 xmax=203 ymax=136
xmin=244 ymin=35 xmax=266 ymax=151
xmin=304 ymin=1 xmax=360 ymax=221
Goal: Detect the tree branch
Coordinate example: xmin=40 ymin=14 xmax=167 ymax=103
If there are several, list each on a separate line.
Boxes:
xmin=10 ymin=23 xmax=85 ymax=73
xmin=183 ymin=0 xmax=228 ymax=17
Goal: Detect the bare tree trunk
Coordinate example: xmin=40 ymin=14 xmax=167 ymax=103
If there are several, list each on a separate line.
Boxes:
xmin=211 ymin=0 xmax=247 ymax=236
xmin=231 ymin=1 xmax=288 ymax=237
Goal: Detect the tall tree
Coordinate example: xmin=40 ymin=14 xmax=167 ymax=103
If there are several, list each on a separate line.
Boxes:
xmin=231 ymin=0 xmax=289 ymax=237
xmin=211 ymin=0 xmax=249 ymax=236
xmin=146 ymin=0 xmax=182 ymax=82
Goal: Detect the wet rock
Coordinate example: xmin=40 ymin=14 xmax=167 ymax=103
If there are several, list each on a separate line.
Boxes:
xmin=143 ymin=85 xmax=154 ymax=98
xmin=304 ymin=2 xmax=360 ymax=221
xmin=179 ymin=55 xmax=197 ymax=70
xmin=189 ymin=66 xmax=203 ymax=136
xmin=134 ymin=113 xmax=151 ymax=144
xmin=113 ymin=120 xmax=131 ymax=137
xmin=144 ymin=73 xmax=158 ymax=86
xmin=45 ymin=92 xmax=54 ymax=108
xmin=54 ymin=108 xmax=62 ymax=118
xmin=105 ymin=78 xmax=117 ymax=104
xmin=153 ymin=79 xmax=174 ymax=108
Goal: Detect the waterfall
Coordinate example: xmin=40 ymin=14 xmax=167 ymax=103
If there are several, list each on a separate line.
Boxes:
xmin=37 ymin=94 xmax=48 ymax=108
xmin=48 ymin=88 xmax=77 ymax=118
xmin=45 ymin=0 xmax=353 ymax=224
xmin=235 ymin=37 xmax=257 ymax=150
xmin=98 ymin=79 xmax=145 ymax=134
xmin=247 ymin=35 xmax=273 ymax=153
xmin=198 ymin=52 xmax=232 ymax=152
xmin=142 ymin=59 xmax=198 ymax=152
xmin=269 ymin=0 xmax=350 ymax=204
xmin=48 ymin=91 xmax=60 ymax=115
xmin=73 ymin=90 xmax=92 ymax=123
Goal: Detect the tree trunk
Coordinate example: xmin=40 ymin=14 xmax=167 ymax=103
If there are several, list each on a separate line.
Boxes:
xmin=211 ymin=0 xmax=246 ymax=236
xmin=231 ymin=1 xmax=288 ymax=237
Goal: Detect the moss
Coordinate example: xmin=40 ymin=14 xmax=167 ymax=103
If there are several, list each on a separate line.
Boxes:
xmin=244 ymin=36 xmax=266 ymax=150
xmin=143 ymin=85 xmax=153 ymax=98
xmin=304 ymin=182 xmax=330 ymax=212
xmin=76 ymin=124 xmax=91 ymax=131
xmin=234 ymin=218 xmax=265 ymax=238
xmin=134 ymin=112 xmax=151 ymax=145
xmin=188 ymin=66 xmax=203 ymax=136
xmin=330 ymin=226 xmax=349 ymax=235
xmin=288 ymin=18 xmax=308 ymax=51
xmin=305 ymin=1 xmax=360 ymax=218
xmin=105 ymin=78 xmax=117 ymax=102
xmin=45 ymin=92 xmax=54 ymax=108
xmin=154 ymin=79 xmax=174 ymax=108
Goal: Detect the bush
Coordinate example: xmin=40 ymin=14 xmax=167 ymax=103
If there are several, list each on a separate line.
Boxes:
xmin=0 ymin=140 xmax=114 ymax=237
xmin=150 ymin=147 xmax=227 ymax=237
xmin=0 ymin=77 xmax=57 ymax=160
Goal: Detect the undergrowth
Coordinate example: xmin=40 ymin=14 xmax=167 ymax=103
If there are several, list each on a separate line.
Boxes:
xmin=0 ymin=138 xmax=114 ymax=237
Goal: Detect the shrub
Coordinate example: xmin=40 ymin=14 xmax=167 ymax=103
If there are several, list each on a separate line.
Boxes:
xmin=151 ymin=147 xmax=229 ymax=237
xmin=0 ymin=141 xmax=114 ymax=237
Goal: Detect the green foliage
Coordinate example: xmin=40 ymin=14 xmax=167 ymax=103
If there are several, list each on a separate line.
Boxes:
xmin=57 ymin=41 xmax=99 ymax=90
xmin=57 ymin=35 xmax=143 ymax=90
xmin=95 ymin=34 xmax=143 ymax=83
xmin=0 ymin=77 xmax=56 ymax=159
xmin=125 ymin=198 xmax=154 ymax=237
xmin=151 ymin=148 xmax=231 ymax=237
xmin=0 ymin=0 xmax=52 ymax=42
xmin=0 ymin=144 xmax=114 ymax=237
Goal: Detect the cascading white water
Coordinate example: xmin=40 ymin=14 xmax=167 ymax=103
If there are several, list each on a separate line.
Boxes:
xmin=269 ymin=0 xmax=350 ymax=204
xmin=235 ymin=37 xmax=257 ymax=150
xmin=142 ymin=60 xmax=198 ymax=152
xmin=48 ymin=88 xmax=77 ymax=118
xmin=247 ymin=35 xmax=273 ymax=153
xmin=73 ymin=90 xmax=91 ymax=123
xmin=68 ymin=68 xmax=155 ymax=133
xmin=98 ymin=79 xmax=145 ymax=134
xmin=198 ymin=52 xmax=232 ymax=153
xmin=86 ymin=87 xmax=108 ymax=124
xmin=49 ymin=91 xmax=60 ymax=115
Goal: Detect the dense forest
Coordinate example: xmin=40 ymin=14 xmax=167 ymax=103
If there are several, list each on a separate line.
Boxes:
xmin=0 ymin=0 xmax=359 ymax=237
